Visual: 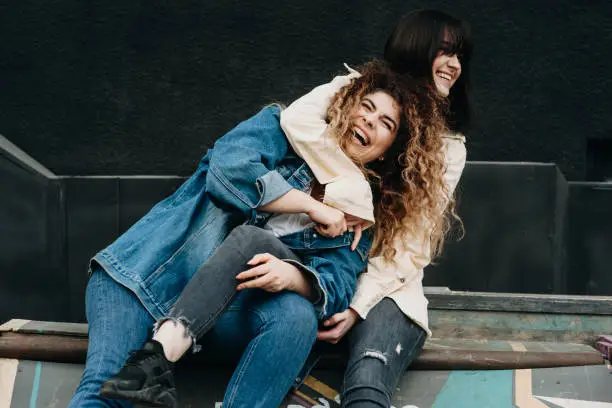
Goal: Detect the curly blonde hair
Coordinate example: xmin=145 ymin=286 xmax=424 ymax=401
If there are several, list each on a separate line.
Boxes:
xmin=327 ymin=60 xmax=461 ymax=263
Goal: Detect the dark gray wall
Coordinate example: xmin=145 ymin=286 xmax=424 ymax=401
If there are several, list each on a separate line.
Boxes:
xmin=63 ymin=176 xmax=183 ymax=322
xmin=3 ymin=161 xmax=612 ymax=323
xmin=0 ymin=139 xmax=67 ymax=322
xmin=566 ymin=182 xmax=612 ymax=296
xmin=424 ymin=163 xmax=568 ymax=294
xmin=2 ymin=1 xmax=611 ymax=180
xmin=4 ymin=158 xmax=601 ymax=323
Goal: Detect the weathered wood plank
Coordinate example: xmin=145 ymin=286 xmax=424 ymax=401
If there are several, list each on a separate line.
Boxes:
xmin=0 ymin=332 xmax=603 ymax=370
xmin=0 ymin=320 xmax=88 ymax=337
xmin=429 ymin=309 xmax=612 ymax=343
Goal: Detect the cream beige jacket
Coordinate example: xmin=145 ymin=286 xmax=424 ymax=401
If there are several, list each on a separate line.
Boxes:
xmin=280 ymin=67 xmax=466 ymax=336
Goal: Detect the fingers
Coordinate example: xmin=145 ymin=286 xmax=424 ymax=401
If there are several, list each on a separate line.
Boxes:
xmin=316 ymin=325 xmax=346 ymax=344
xmin=236 ymin=272 xmax=273 ymax=290
xmin=247 ymin=252 xmax=274 ymax=266
xmin=315 ymin=222 xmax=347 ymax=238
xmin=315 ymin=224 xmax=336 ymax=238
xmin=322 ymin=313 xmax=344 ymax=327
xmin=345 ymin=215 xmax=366 ymax=226
xmin=236 ymin=264 xmax=269 ymax=281
xmin=314 ymin=224 xmax=327 ymax=236
xmin=350 ymin=224 xmax=363 ymax=251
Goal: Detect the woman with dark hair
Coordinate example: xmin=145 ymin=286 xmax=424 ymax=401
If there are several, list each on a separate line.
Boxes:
xmin=281 ymin=9 xmax=473 ymax=407
xmin=384 ymin=9 xmax=472 ymax=133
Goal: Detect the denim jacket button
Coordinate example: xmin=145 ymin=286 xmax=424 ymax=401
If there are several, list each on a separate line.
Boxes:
xmin=312 ymin=233 xmax=317 ymax=238
xmin=296 ymin=377 xmax=301 ymax=382
xmin=399 ymin=277 xmax=406 ymax=283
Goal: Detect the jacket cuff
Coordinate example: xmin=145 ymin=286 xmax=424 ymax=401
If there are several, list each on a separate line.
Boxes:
xmin=282 ymin=259 xmax=328 ymax=319
xmin=323 ymin=178 xmax=375 ymax=225
xmin=255 ymin=170 xmax=295 ymax=208
xmin=348 ymin=301 xmax=370 ymax=320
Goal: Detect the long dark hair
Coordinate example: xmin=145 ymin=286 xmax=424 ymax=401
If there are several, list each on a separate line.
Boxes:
xmin=384 ymin=9 xmax=473 ymax=134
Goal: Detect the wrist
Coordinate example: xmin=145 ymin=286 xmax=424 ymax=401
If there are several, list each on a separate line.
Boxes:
xmin=287 ymin=264 xmax=313 ymax=298
xmin=348 ymin=307 xmax=361 ymax=321
xmin=305 ymin=196 xmax=324 ymax=216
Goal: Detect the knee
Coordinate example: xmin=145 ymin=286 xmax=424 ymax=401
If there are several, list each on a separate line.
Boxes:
xmin=227 ymin=225 xmax=276 ymax=249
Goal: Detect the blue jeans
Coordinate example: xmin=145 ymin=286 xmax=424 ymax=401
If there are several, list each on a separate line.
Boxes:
xmin=69 ymin=267 xmax=154 ymax=408
xmin=341 ymin=298 xmax=426 ymax=408
xmin=70 ymin=267 xmax=318 ymax=408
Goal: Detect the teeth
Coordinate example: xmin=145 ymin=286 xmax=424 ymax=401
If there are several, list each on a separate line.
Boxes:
xmin=438 ymin=72 xmax=452 ymax=81
xmin=354 ymin=130 xmax=368 ymax=146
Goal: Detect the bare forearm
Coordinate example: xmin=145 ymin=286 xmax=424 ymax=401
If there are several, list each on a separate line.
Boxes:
xmin=257 ymin=188 xmax=320 ymax=214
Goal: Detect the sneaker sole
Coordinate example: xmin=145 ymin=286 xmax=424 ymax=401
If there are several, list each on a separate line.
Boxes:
xmin=100 ymin=382 xmax=177 ymax=408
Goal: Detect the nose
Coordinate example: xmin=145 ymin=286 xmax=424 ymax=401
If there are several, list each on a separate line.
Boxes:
xmin=448 ymin=54 xmax=461 ymax=70
xmin=363 ymin=113 xmax=376 ymax=129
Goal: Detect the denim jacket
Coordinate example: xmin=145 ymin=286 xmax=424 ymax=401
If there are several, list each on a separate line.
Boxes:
xmin=93 ymin=106 xmax=370 ymax=321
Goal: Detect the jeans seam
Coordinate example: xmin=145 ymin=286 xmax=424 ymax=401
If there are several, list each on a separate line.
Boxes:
xmin=404 ymin=328 xmax=426 ymax=360
xmin=91 ymin=277 xmax=108 ymax=394
xmin=225 ymin=325 xmax=264 ymax=408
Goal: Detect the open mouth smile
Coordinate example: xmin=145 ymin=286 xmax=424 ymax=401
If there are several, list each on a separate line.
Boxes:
xmin=436 ymin=71 xmax=453 ymax=82
xmin=353 ymin=128 xmax=369 ymax=147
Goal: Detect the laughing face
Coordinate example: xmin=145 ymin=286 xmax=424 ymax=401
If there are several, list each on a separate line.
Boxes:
xmin=432 ymin=43 xmax=462 ymax=97
xmin=346 ymin=91 xmax=401 ymax=164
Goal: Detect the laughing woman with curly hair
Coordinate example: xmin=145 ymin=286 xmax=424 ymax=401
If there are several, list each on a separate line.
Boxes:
xmin=89 ymin=61 xmax=446 ymax=408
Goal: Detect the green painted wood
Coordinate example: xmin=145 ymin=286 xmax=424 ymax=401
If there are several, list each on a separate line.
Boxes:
xmin=429 ymin=309 xmax=612 ymax=343
xmin=426 ymin=289 xmax=612 ymax=315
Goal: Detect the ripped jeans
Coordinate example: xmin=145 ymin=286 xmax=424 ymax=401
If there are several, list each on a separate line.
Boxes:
xmin=159 ymin=225 xmax=319 ymax=408
xmin=71 ymin=225 xmax=318 ymax=408
xmin=342 ymin=298 xmax=426 ymax=408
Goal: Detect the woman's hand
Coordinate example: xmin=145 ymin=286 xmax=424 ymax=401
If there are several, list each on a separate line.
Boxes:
xmin=308 ymin=202 xmax=347 ymax=237
xmin=317 ymin=308 xmax=360 ymax=344
xmin=236 ymin=253 xmax=312 ymax=298
xmin=345 ymin=214 xmax=367 ymax=251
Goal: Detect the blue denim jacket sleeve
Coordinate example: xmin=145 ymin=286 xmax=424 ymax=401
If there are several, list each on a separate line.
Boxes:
xmin=206 ymin=106 xmax=294 ymax=221
xmin=283 ymin=238 xmax=370 ymax=320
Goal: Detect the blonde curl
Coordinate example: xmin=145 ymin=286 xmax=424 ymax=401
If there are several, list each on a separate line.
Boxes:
xmin=327 ymin=60 xmax=462 ymax=263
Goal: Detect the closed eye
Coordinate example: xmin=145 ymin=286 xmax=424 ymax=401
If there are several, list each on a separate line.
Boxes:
xmin=361 ymin=100 xmax=374 ymax=112
xmin=381 ymin=116 xmax=397 ymax=132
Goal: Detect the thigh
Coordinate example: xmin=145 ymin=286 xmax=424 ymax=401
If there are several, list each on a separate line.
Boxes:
xmin=225 ymin=224 xmax=301 ymax=261
xmin=345 ymin=298 xmax=426 ymax=394
xmin=168 ymin=225 xmax=301 ymax=338
xmin=197 ymin=289 xmax=317 ymax=360
xmin=203 ymin=290 xmax=318 ymax=408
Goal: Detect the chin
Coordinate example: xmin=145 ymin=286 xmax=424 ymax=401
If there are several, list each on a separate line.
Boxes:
xmin=435 ymin=85 xmax=450 ymax=97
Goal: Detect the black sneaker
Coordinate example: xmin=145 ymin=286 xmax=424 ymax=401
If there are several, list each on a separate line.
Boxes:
xmin=99 ymin=340 xmax=178 ymax=408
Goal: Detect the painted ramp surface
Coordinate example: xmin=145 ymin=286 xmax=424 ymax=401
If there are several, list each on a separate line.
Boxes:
xmin=2 ymin=358 xmax=612 ymax=408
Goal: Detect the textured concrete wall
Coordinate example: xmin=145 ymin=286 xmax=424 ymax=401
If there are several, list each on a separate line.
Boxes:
xmin=2 ymin=1 xmax=611 ymax=179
